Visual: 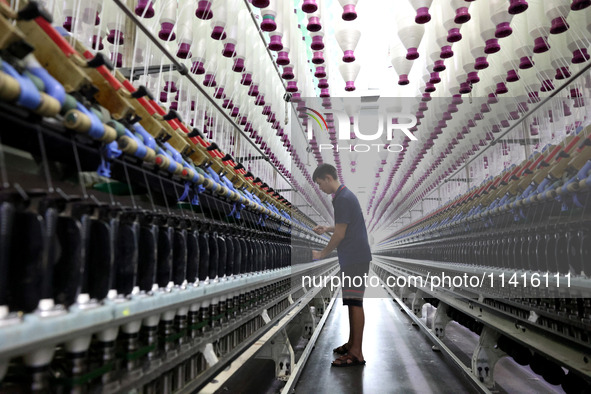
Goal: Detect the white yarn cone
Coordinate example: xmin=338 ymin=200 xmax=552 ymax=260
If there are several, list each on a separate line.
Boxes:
xmin=474 ymin=2 xmax=501 ymax=54
xmin=307 ymin=0 xmax=323 ymax=32
xmin=268 ymin=0 xmax=284 ymax=50
xmin=62 ymin=0 xmax=74 ymax=30
xmin=544 ymin=0 xmax=571 ymax=34
xmin=336 ymin=21 xmax=361 ymax=63
xmin=490 ymin=0 xmax=514 ymax=38
xmin=210 ymin=0 xmax=236 ymax=40
xmin=223 ymin=8 xmax=246 ymax=58
xmin=104 ymin=1 xmax=125 ymax=45
xmin=427 ymin=29 xmax=446 ymax=71
xmin=445 ymin=61 xmax=461 ymax=95
xmin=190 ymin=18 xmax=208 ymax=74
xmin=162 ymin=70 xmax=179 ymax=93
xmin=302 ymin=0 xmax=318 ymax=14
xmin=534 ymin=50 xmax=557 ymax=92
xmin=260 ymin=0 xmax=278 ymax=32
xmin=343 ymin=99 xmax=361 ymax=125
xmin=513 ymin=16 xmax=535 ymax=69
xmin=195 ymin=0 xmax=214 ymax=20
xmin=276 ymin=14 xmax=292 ymax=65
xmin=310 ymin=29 xmax=325 ymax=50
xmin=338 ymin=0 xmax=359 ymax=21
xmin=459 ymin=39 xmax=478 ymax=86
xmin=213 ymin=57 xmax=232 ymax=99
xmin=490 ymin=61 xmax=509 ymax=95
xmin=520 ymin=68 xmax=542 ymax=103
xmin=90 ymin=24 xmax=107 ymax=51
xmin=506 ymin=92 xmax=529 ymax=128
xmin=231 ymin=12 xmax=249 ymax=72
xmin=175 ymin=0 xmax=193 ymax=58
xmin=80 ymin=0 xmax=101 ymax=26
xmin=432 ymin=3 xmax=453 ymax=59
xmin=397 ymin=21 xmax=424 ymax=60
xmin=204 ymin=39 xmax=222 ymax=87
xmin=500 ymin=38 xmax=520 ymax=82
xmin=391 ymin=55 xmax=413 ymax=85
xmin=108 ymin=44 xmax=123 ymax=68
xmin=527 ymin=0 xmax=551 ymax=53
xmin=452 ymin=47 xmax=469 ymax=93
xmin=547 ymin=32 xmax=573 ymax=80
xmin=222 ymin=72 xmax=239 ymax=105
xmin=565 ymin=10 xmax=591 ymax=64
xmin=467 ymin=22 xmax=488 ymax=70
xmin=241 ymin=25 xmax=257 ymax=82
xmin=283 ymin=32 xmax=299 ymax=79
xmin=158 ymin=0 xmax=177 ymax=41
xmin=407 ymin=0 xmax=433 ymax=24
xmin=446 ymin=0 xmax=471 ymax=42
xmin=339 ymin=62 xmax=361 ymax=91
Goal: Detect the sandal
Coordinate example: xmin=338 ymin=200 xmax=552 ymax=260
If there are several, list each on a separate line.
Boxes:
xmin=333 ymin=343 xmax=350 ymax=355
xmin=331 ymin=354 xmax=366 ymax=367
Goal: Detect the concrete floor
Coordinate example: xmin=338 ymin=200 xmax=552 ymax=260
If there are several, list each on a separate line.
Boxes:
xmin=294 ymin=285 xmax=474 ymax=394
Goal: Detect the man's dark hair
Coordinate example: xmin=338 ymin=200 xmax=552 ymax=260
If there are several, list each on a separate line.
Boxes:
xmin=313 ymin=164 xmax=337 ymax=181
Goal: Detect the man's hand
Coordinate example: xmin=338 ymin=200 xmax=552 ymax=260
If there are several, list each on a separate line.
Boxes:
xmin=312 ymin=250 xmax=324 ymax=260
xmin=313 ymin=225 xmax=328 ymax=235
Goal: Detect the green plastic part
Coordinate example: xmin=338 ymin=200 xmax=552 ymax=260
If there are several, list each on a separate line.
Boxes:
xmin=93 ymin=181 xmax=133 ymax=195
xmin=195 ymin=166 xmax=207 ymax=177
xmin=164 ymin=329 xmax=187 ymax=343
xmin=107 ymin=119 xmax=127 ymax=138
xmin=123 ymin=344 xmax=157 ymax=361
xmin=24 ymin=71 xmax=44 ymax=91
xmin=176 ymin=202 xmax=194 ymax=210
xmin=61 ymin=94 xmax=78 ymax=114
xmin=90 ymin=107 xmax=104 ymax=122
xmin=54 ymin=362 xmax=114 ymax=386
xmin=189 ymin=319 xmax=209 ymax=330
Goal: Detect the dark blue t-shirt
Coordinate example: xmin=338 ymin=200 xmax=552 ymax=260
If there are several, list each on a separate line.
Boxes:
xmin=332 ymin=186 xmax=372 ymax=266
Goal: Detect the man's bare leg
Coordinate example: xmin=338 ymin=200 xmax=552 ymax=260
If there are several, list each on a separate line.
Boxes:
xmin=349 ymin=305 xmax=365 ymax=361
xmin=346 ymin=306 xmax=354 ymax=348
xmin=346 ymin=305 xmax=364 ymax=361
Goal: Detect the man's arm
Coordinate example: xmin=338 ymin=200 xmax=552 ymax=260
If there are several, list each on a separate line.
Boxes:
xmin=313 ymin=225 xmax=335 ymax=235
xmin=312 ymin=223 xmax=347 ymax=260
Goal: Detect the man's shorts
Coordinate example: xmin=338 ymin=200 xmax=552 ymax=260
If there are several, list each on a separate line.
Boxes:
xmin=340 ymin=261 xmax=371 ymax=307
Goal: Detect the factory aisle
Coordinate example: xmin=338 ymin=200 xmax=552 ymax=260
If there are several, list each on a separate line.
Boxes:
xmin=294 ymin=278 xmax=473 ymax=394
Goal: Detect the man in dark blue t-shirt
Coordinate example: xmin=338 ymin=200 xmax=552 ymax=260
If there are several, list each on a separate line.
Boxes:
xmin=311 ymin=164 xmax=372 ymax=367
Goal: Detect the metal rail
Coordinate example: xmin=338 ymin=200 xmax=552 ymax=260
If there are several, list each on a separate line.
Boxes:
xmin=0 ymin=260 xmax=338 ymax=360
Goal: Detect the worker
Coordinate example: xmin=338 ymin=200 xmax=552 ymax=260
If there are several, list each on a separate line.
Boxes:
xmin=311 ymin=163 xmax=372 ymax=367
